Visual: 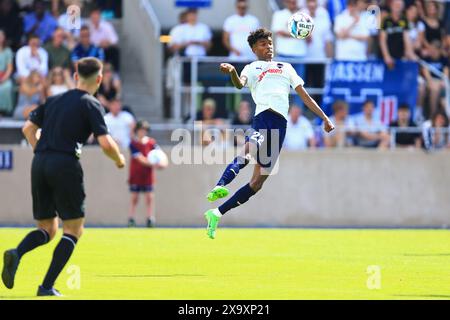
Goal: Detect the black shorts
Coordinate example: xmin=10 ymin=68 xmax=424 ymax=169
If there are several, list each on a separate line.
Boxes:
xmin=31 ymin=152 xmax=85 ymax=221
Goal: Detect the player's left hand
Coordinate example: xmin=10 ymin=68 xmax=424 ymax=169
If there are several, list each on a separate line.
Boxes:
xmin=323 ymin=118 xmax=335 ymax=133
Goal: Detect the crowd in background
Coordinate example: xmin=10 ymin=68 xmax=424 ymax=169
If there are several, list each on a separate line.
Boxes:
xmin=0 ymin=0 xmax=123 ymax=121
xmin=167 ymin=0 xmax=449 ymax=150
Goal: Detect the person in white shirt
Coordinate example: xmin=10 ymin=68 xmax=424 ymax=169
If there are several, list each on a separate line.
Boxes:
xmin=303 ymin=0 xmax=333 ymax=60
xmin=203 ymin=28 xmax=334 ymax=239
xmin=284 ymin=105 xmax=316 ymax=150
xmin=104 ymin=98 xmax=135 ymax=150
xmin=223 ymin=0 xmax=260 ymax=60
xmin=89 ymin=7 xmax=120 ymax=70
xmin=334 ymin=0 xmax=371 ymax=61
xmin=168 ymin=10 xmax=188 ymax=55
xmin=169 ymin=8 xmax=212 ymax=57
xmin=15 ymin=35 xmax=49 ymax=82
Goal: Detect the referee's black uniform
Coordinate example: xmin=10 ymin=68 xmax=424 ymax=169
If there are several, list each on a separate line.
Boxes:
xmin=29 ymin=89 xmax=108 ymax=221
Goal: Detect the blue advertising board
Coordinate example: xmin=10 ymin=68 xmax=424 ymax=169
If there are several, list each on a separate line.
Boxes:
xmin=0 ymin=150 xmax=13 ymax=170
xmin=175 ymin=0 xmax=212 ymax=8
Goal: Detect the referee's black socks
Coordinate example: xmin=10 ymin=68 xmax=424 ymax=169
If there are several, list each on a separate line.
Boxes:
xmin=17 ymin=229 xmax=50 ymax=259
xmin=42 ymin=233 xmax=78 ymax=290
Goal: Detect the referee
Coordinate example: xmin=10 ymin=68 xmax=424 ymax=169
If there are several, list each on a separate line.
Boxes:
xmin=1 ymin=57 xmax=126 ymax=296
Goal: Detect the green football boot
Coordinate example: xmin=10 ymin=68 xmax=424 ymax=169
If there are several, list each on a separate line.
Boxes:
xmin=207 ymin=186 xmax=229 ymax=202
xmin=204 ymin=210 xmax=221 ymax=239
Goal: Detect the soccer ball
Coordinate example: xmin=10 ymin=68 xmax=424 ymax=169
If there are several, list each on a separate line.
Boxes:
xmin=147 ymin=149 xmax=168 ymax=168
xmin=288 ymin=12 xmax=314 ymax=40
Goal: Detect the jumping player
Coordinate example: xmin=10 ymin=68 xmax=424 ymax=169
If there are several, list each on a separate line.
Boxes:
xmin=1 ymin=57 xmax=126 ymax=296
xmin=204 ymin=28 xmax=334 ymax=239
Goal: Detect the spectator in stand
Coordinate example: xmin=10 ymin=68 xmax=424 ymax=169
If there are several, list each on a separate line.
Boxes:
xmin=44 ymin=27 xmax=71 ymax=73
xmin=223 ymin=0 xmax=260 ymax=60
xmin=421 ymin=0 xmax=446 ymax=58
xmin=71 ymin=25 xmax=105 ymax=64
xmin=104 ymin=98 xmax=136 ymax=150
xmin=97 ymin=62 xmax=122 ymax=111
xmin=302 ymin=0 xmax=333 ymax=105
xmin=284 ymin=105 xmax=316 ymax=150
xmin=13 ymin=70 xmax=45 ymax=120
xmin=46 ymin=66 xmax=73 ymax=97
xmin=334 ymin=0 xmax=371 ymax=61
xmin=389 ymin=103 xmax=422 ymax=148
xmin=271 ymin=0 xmax=307 ymax=78
xmin=168 ymin=8 xmax=212 ymax=57
xmin=168 ymin=10 xmax=188 ymax=55
xmin=405 ymin=2 xmax=425 ymax=55
xmin=422 ymin=40 xmax=449 ymax=117
xmin=57 ymin=0 xmax=86 ymax=50
xmin=196 ymin=98 xmax=224 ymax=146
xmin=0 ymin=30 xmax=14 ymax=115
xmin=324 ymin=100 xmax=356 ymax=148
xmin=379 ymin=0 xmax=418 ymax=69
xmin=16 ymin=34 xmax=49 ymax=82
xmin=354 ymin=100 xmax=390 ymax=149
xmin=422 ymin=110 xmax=450 ymax=150
xmin=88 ymin=7 xmax=120 ymax=71
xmin=231 ymin=100 xmax=252 ymax=146
xmin=0 ymin=0 xmax=23 ymax=51
xmin=23 ymin=0 xmax=58 ymax=44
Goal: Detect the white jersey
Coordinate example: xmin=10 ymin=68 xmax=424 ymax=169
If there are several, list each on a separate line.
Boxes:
xmin=241 ymin=60 xmax=304 ymax=120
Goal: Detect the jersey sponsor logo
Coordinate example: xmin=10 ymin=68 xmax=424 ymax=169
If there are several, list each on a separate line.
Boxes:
xmin=257 ymin=68 xmax=283 ymax=82
xmin=277 ymin=63 xmax=283 ymax=69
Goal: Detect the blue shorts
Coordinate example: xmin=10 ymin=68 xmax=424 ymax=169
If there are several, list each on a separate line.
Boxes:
xmin=246 ymin=109 xmax=287 ymax=168
xmin=129 ymin=185 xmax=153 ymax=193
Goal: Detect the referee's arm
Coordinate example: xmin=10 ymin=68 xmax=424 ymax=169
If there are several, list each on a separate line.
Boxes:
xmin=97 ymin=135 xmax=126 ymax=168
xmin=22 ymin=120 xmax=40 ymax=150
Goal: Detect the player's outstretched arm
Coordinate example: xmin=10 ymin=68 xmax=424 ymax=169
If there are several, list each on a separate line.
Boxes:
xmin=219 ymin=63 xmax=247 ymax=89
xmin=295 ymin=85 xmax=335 ymax=133
xmin=97 ymin=134 xmax=126 ymax=168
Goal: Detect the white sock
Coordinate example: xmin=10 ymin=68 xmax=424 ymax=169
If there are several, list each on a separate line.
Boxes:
xmin=213 ymin=208 xmax=222 ymax=217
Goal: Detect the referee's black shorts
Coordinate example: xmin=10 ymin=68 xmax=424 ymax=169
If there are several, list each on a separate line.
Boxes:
xmin=31 ymin=152 xmax=85 ymax=221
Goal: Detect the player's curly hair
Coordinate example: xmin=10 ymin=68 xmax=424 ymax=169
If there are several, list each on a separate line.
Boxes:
xmin=247 ymin=28 xmax=272 ymax=49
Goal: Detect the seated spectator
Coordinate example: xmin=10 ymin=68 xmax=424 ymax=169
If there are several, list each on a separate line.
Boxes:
xmin=88 ymin=7 xmax=120 ymax=70
xmin=0 ymin=30 xmax=14 ymax=115
xmin=13 ymin=70 xmax=45 ymax=120
xmin=44 ymin=27 xmax=71 ymax=72
xmin=232 ymin=100 xmax=252 ymax=146
xmin=97 ymin=62 xmax=121 ymax=111
xmin=24 ymin=0 xmax=58 ymax=44
xmin=422 ymin=110 xmax=450 ymax=150
xmin=196 ymin=98 xmax=224 ymax=146
xmin=71 ymin=25 xmax=105 ymax=64
xmin=169 ymin=8 xmax=212 ymax=57
xmin=223 ymin=0 xmax=260 ymax=60
xmin=16 ymin=34 xmax=49 ymax=81
xmin=46 ymin=66 xmax=73 ymax=97
xmin=354 ymin=100 xmax=390 ymax=149
xmin=104 ymin=98 xmax=135 ymax=150
xmin=389 ymin=103 xmax=422 ymax=148
xmin=422 ymin=40 xmax=448 ymax=116
xmin=324 ymin=100 xmax=356 ymax=148
xmin=379 ymin=0 xmax=418 ymax=69
xmin=284 ymin=105 xmax=316 ymax=150
xmin=57 ymin=0 xmax=86 ymax=50
xmin=421 ymin=0 xmax=446 ymax=58
xmin=0 ymin=0 xmax=23 ymax=51
xmin=334 ymin=0 xmax=370 ymax=61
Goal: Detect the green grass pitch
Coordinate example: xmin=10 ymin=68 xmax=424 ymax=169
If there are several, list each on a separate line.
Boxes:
xmin=0 ymin=228 xmax=449 ymax=300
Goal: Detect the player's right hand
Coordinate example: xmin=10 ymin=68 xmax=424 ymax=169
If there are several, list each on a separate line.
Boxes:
xmin=323 ymin=118 xmax=335 ymax=133
xmin=219 ymin=63 xmax=235 ymax=74
xmin=116 ymin=154 xmax=126 ymax=169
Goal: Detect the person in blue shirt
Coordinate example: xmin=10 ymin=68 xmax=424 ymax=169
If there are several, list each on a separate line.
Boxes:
xmin=71 ymin=26 xmax=105 ymax=65
xmin=23 ymin=0 xmax=57 ymax=44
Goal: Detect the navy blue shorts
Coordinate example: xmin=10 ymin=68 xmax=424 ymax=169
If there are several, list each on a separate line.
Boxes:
xmin=129 ymin=185 xmax=153 ymax=193
xmin=246 ymin=109 xmax=287 ymax=168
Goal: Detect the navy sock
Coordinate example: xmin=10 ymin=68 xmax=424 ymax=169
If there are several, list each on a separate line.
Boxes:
xmin=217 ymin=156 xmax=249 ymax=186
xmin=42 ymin=234 xmax=78 ymax=290
xmin=218 ymin=183 xmax=257 ymax=215
xmin=16 ymin=229 xmax=50 ymax=259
